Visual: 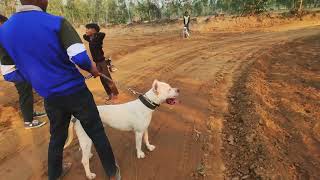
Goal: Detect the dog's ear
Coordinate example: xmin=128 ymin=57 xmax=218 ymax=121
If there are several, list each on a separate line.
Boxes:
xmin=153 ymin=80 xmax=159 ymax=94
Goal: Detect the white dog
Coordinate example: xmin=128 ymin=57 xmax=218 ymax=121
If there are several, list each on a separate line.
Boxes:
xmin=182 ymin=26 xmax=190 ymax=38
xmin=64 ymin=80 xmax=179 ymax=179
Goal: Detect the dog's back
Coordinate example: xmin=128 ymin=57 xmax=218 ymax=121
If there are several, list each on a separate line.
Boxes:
xmin=97 ymin=100 xmax=153 ymax=131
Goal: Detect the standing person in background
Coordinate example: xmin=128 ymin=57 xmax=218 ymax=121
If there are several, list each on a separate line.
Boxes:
xmin=0 ymin=1 xmax=120 ymax=179
xmin=183 ymin=11 xmax=191 ymax=32
xmin=83 ymin=23 xmax=119 ymax=103
xmin=0 ymin=14 xmax=46 ymax=129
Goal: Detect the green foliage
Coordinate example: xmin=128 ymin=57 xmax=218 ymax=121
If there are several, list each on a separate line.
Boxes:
xmin=0 ymin=0 xmax=18 ymax=17
xmin=48 ymin=0 xmax=65 ymax=16
xmin=134 ymin=1 xmax=150 ymax=20
xmin=106 ymin=0 xmax=128 ymax=24
xmin=133 ymin=1 xmax=161 ymax=21
xmin=193 ymin=0 xmax=205 ymax=16
xmin=241 ymin=0 xmax=270 ymax=15
xmin=163 ymin=1 xmax=180 ymax=19
xmin=216 ymin=0 xmax=269 ymax=15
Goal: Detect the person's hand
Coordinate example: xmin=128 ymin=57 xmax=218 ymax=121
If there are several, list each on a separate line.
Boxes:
xmin=89 ymin=63 xmax=101 ymax=78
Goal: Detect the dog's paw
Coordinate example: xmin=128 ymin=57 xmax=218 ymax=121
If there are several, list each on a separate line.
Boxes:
xmin=86 ymin=172 xmax=96 ymax=179
xmin=147 ymin=144 xmax=156 ymax=151
xmin=137 ymin=151 xmax=145 ymax=159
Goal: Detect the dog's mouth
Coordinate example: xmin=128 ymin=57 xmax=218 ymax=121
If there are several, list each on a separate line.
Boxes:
xmin=166 ymin=98 xmax=179 ymax=105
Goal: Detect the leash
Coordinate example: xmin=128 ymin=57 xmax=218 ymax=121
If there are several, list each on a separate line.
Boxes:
xmin=85 ymin=74 xmax=143 ymax=96
xmin=85 ymin=73 xmax=174 ymax=110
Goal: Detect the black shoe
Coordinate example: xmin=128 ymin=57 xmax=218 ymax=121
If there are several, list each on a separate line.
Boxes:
xmin=24 ymin=120 xmax=46 ymax=129
xmin=33 ymin=111 xmax=47 ymax=118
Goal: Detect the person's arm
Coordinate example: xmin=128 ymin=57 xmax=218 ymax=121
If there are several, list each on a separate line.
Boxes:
xmin=0 ymin=44 xmax=25 ymax=82
xmin=83 ymin=34 xmax=90 ymax=42
xmin=94 ymin=32 xmax=105 ymax=43
xmin=59 ymin=18 xmax=93 ymax=72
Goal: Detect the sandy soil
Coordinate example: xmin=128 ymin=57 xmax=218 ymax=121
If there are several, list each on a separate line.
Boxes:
xmin=0 ymin=15 xmax=319 ymax=180
xmin=224 ymin=34 xmax=320 ymax=179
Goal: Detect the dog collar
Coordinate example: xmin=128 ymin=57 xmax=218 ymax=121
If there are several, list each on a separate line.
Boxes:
xmin=139 ymin=95 xmax=160 ymax=110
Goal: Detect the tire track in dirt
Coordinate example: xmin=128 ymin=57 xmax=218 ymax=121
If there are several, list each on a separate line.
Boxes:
xmin=176 ymin=116 xmax=194 ymax=179
xmin=223 ymin=34 xmax=320 ymax=179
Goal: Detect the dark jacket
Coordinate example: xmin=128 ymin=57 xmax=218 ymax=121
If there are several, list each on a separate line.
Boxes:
xmin=83 ymin=32 xmax=106 ymax=63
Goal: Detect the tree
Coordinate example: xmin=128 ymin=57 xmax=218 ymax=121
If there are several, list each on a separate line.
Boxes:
xmin=2 ymin=0 xmax=319 ymax=25
xmin=193 ymin=0 xmax=204 ymax=16
xmin=134 ymin=0 xmax=161 ymax=21
xmin=163 ymin=0 xmax=180 ymax=19
xmin=298 ymin=0 xmax=304 ymax=11
xmin=48 ymin=0 xmax=65 ymax=16
xmin=94 ymin=0 xmax=103 ymax=22
xmin=106 ymin=0 xmax=128 ymax=24
xmin=0 ymin=0 xmax=18 ymax=16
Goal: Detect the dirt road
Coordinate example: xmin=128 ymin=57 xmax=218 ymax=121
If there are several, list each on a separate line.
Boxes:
xmin=0 ymin=21 xmax=319 ymax=180
xmin=224 ymin=33 xmax=320 ymax=179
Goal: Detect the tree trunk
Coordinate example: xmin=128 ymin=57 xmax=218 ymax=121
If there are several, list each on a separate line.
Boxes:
xmin=94 ymin=0 xmax=102 ymax=23
xmin=127 ymin=3 xmax=132 ymax=23
xmin=314 ymin=0 xmax=319 ymax=8
xmin=105 ymin=10 xmax=108 ymax=24
xmin=298 ymin=0 xmax=303 ymax=11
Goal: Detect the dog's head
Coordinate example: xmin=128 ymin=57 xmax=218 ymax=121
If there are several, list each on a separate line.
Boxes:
xmin=152 ymin=80 xmax=179 ymax=105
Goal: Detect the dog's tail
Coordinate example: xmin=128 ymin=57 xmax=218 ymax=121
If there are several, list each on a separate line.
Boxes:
xmin=64 ymin=117 xmax=76 ymax=149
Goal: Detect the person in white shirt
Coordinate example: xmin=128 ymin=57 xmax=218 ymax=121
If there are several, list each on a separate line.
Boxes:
xmin=183 ymin=11 xmax=190 ymax=31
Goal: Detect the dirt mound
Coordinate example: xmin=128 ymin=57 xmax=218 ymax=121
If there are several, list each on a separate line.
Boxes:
xmin=223 ymin=35 xmax=320 ymax=179
xmin=196 ymin=13 xmax=320 ymax=32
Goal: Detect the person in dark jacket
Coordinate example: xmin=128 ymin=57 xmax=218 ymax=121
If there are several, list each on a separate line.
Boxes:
xmin=183 ymin=11 xmax=190 ymax=31
xmin=83 ymin=23 xmax=119 ymax=103
xmin=0 ymin=14 xmax=46 ymax=129
xmin=0 ymin=1 xmax=120 ymax=180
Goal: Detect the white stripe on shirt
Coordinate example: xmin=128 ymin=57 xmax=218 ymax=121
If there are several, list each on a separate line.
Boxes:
xmin=184 ymin=16 xmax=189 ymax=24
xmin=16 ymin=5 xmax=43 ymax=12
xmin=66 ymin=43 xmax=86 ymax=58
xmin=1 ymin=65 xmax=16 ymax=75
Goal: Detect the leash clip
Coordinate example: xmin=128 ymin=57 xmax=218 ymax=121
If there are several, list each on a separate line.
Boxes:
xmin=128 ymin=88 xmax=142 ymax=95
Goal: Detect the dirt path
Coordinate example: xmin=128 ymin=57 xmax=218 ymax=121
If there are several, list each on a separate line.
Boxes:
xmin=224 ymin=34 xmax=320 ymax=179
xmin=0 ymin=24 xmax=319 ymax=180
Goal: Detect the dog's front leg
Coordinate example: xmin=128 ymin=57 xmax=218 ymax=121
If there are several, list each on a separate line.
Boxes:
xmin=135 ymin=131 xmax=145 ymax=159
xmin=81 ymin=141 xmax=96 ymax=179
xmin=144 ymin=129 xmax=156 ymax=151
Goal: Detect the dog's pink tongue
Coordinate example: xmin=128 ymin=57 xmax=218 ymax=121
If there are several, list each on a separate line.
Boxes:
xmin=166 ymin=98 xmax=179 ymax=105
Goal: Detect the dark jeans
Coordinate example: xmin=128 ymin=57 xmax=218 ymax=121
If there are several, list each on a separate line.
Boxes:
xmin=184 ymin=23 xmax=190 ymax=31
xmin=96 ymin=60 xmax=119 ymax=97
xmin=44 ymin=88 xmax=116 ymax=180
xmin=14 ymin=82 xmax=33 ymax=123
